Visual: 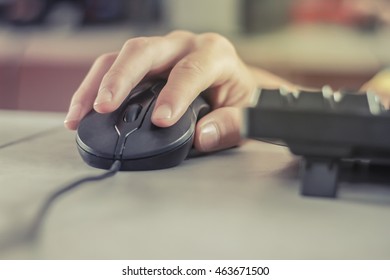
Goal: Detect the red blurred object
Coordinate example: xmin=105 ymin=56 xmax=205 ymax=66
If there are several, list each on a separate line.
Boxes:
xmin=290 ymin=0 xmax=367 ymax=26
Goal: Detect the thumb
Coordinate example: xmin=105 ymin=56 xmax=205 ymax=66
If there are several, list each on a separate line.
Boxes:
xmin=194 ymin=107 xmax=244 ymax=152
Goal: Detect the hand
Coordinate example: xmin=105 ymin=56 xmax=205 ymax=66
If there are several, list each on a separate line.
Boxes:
xmin=64 ymin=30 xmax=294 ymax=152
xmin=361 ymin=68 xmax=390 ymax=108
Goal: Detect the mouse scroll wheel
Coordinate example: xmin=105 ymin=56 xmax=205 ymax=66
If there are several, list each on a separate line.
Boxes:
xmin=124 ymin=104 xmax=143 ymax=122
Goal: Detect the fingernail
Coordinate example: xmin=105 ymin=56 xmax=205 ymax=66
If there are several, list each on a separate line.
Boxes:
xmin=94 ymin=88 xmax=113 ymax=106
xmin=64 ymin=103 xmax=82 ymax=128
xmin=199 ymin=122 xmax=219 ymax=151
xmin=153 ymin=104 xmax=172 ymax=120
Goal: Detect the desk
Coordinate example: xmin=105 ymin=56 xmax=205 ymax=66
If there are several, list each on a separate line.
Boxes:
xmin=0 ymin=110 xmax=389 ymax=260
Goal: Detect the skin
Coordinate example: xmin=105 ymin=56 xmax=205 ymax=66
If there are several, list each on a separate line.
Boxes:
xmin=64 ymin=30 xmax=296 ymax=152
xmin=361 ymin=68 xmax=390 ymax=108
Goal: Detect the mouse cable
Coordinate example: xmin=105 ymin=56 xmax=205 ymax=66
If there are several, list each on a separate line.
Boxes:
xmin=0 ymin=160 xmax=122 ymax=253
xmin=27 ymin=160 xmax=122 ymax=241
xmin=0 ymin=160 xmax=122 ymax=252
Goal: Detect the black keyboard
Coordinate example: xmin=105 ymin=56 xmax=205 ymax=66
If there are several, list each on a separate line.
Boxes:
xmin=245 ymin=87 xmax=390 ymax=198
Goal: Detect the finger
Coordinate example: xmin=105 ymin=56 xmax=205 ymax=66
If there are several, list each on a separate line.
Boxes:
xmin=361 ymin=68 xmax=390 ymax=108
xmin=151 ymin=52 xmax=218 ymax=127
xmin=193 ymin=107 xmax=243 ymax=152
xmin=152 ymin=48 xmax=235 ymax=127
xmin=94 ymin=32 xmax=194 ymax=113
xmin=64 ymin=52 xmax=117 ymax=130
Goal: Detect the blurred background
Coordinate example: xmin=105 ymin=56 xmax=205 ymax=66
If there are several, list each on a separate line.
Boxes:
xmin=1 ymin=0 xmax=390 ymax=111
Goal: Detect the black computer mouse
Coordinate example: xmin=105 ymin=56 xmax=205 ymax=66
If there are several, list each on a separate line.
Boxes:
xmin=76 ymin=80 xmax=211 ymax=170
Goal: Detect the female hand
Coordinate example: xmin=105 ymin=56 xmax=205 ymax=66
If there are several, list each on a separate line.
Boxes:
xmin=64 ymin=30 xmax=294 ymax=152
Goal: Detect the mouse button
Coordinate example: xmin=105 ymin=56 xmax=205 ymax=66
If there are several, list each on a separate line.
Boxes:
xmin=116 ymin=82 xmax=155 ymax=114
xmin=78 ymin=110 xmax=115 ymax=134
xmin=124 ymin=104 xmax=143 ymax=123
xmin=116 ymin=91 xmax=156 ymax=134
xmin=122 ymin=86 xmax=155 ymax=115
xmin=151 ymin=81 xmax=165 ymax=96
xmin=121 ymin=109 xmax=195 ymax=159
xmin=77 ymin=130 xmax=118 ymax=159
xmin=132 ymin=85 xmax=156 ymax=103
xmin=77 ymin=112 xmax=118 ymax=158
xmin=190 ymin=96 xmax=211 ymax=120
xmin=132 ymin=81 xmax=153 ymax=94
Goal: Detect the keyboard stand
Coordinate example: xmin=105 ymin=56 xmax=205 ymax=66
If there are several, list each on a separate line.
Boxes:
xmin=301 ymin=157 xmax=339 ymax=197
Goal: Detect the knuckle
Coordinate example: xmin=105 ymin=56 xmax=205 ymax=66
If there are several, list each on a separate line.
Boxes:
xmin=167 ymin=30 xmax=194 ymax=38
xmin=198 ymin=32 xmax=233 ymax=50
xmin=167 ymin=30 xmax=197 ymax=49
xmin=176 ymin=57 xmax=204 ymax=75
xmin=123 ymin=37 xmax=150 ymax=52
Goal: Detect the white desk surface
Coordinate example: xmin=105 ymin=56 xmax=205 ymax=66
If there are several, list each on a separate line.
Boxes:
xmin=0 ymin=110 xmax=389 ymax=260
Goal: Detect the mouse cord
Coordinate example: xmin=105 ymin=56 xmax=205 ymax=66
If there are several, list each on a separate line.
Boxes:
xmin=26 ymin=160 xmax=122 ymax=241
xmin=0 ymin=160 xmax=122 ymax=253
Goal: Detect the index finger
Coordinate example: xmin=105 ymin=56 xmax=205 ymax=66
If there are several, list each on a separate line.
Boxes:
xmin=64 ymin=52 xmax=117 ymax=130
